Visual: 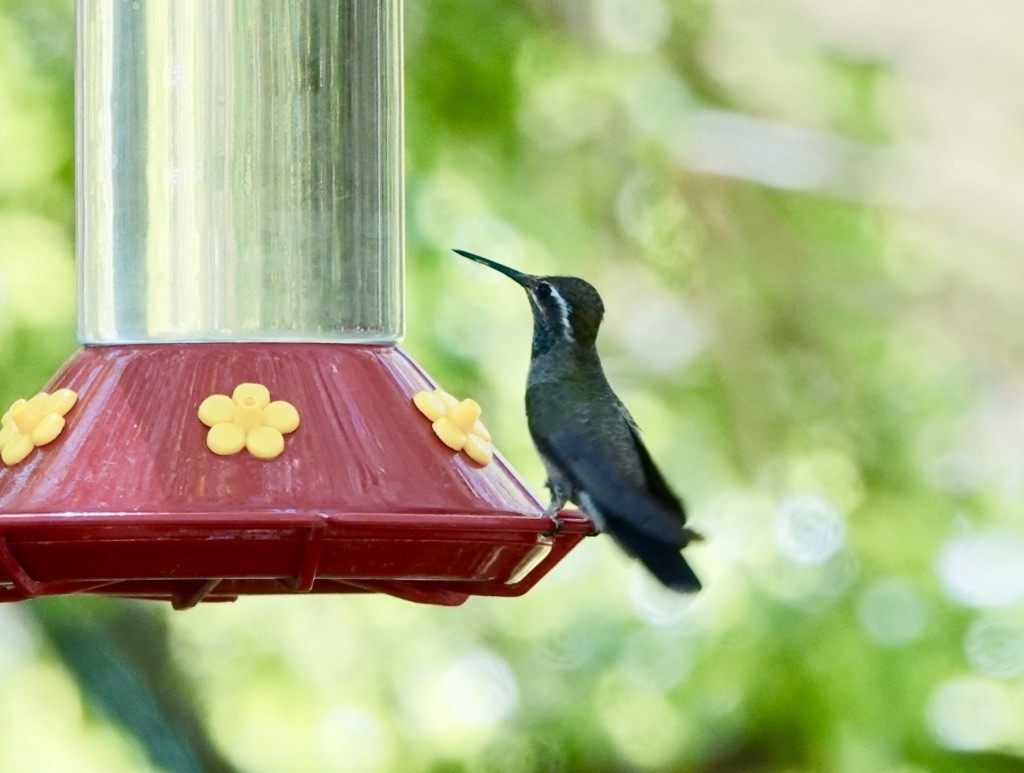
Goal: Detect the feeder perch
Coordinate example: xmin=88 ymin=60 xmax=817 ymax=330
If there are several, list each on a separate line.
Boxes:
xmin=0 ymin=0 xmax=592 ymax=608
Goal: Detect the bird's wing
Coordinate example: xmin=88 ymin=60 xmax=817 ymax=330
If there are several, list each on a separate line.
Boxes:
xmin=540 ymin=428 xmax=690 ymax=548
xmin=541 ymin=428 xmax=701 ymax=591
xmin=604 ymin=517 xmax=701 ymax=592
xmin=614 ymin=400 xmax=688 ymax=523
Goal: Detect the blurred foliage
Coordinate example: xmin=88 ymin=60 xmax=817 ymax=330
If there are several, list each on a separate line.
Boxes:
xmin=3 ymin=0 xmax=1024 ymax=771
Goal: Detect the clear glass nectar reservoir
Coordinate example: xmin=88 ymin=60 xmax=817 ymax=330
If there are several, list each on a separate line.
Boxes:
xmin=77 ymin=0 xmax=404 ymax=343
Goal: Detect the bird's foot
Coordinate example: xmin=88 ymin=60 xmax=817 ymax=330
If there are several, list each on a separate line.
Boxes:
xmin=541 ymin=502 xmax=565 ymax=536
xmin=542 ymin=514 xmax=564 ymax=537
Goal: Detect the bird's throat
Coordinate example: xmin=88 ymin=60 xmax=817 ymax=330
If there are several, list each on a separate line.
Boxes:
xmin=527 ymin=334 xmax=603 ymax=388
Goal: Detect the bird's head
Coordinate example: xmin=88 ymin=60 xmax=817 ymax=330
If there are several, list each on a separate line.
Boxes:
xmin=455 ymin=249 xmax=605 ymax=348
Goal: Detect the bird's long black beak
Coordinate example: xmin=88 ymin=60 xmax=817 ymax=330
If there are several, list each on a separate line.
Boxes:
xmin=453 ymin=249 xmax=533 ymax=286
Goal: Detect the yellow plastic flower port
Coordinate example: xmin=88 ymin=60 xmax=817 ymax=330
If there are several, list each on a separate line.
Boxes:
xmin=0 ymin=389 xmax=79 ymax=467
xmin=413 ymin=389 xmax=493 ymax=466
xmin=198 ymin=383 xmax=300 ymax=460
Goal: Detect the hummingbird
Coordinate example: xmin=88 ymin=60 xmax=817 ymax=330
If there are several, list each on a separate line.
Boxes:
xmin=454 ymin=249 xmax=702 ymax=592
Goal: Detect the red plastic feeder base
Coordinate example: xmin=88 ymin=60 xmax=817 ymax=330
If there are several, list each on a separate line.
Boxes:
xmin=0 ymin=344 xmax=593 ymax=607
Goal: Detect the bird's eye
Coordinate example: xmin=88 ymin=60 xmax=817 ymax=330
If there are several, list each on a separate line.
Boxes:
xmin=536 ymin=282 xmax=553 ymax=299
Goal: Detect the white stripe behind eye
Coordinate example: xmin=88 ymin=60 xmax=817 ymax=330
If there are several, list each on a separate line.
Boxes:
xmin=546 ymin=286 xmax=574 ymax=341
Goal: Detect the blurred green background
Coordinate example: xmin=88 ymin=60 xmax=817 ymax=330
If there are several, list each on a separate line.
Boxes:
xmin=3 ymin=0 xmax=1024 ymax=770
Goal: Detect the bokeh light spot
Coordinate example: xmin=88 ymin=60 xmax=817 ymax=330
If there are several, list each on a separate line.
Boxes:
xmin=400 ymin=649 xmax=519 ymax=749
xmin=612 ymin=291 xmax=705 ymax=373
xmin=519 ymin=74 xmax=614 ymax=151
xmin=620 ymin=630 xmax=694 ymax=693
xmin=775 ymin=494 xmax=846 ymax=565
xmin=965 ymin=614 xmax=1024 ymax=680
xmin=594 ymin=0 xmax=671 ymax=53
xmin=926 ymin=675 xmax=1018 ymax=751
xmin=317 ymin=707 xmax=392 ymax=773
xmin=857 ymin=577 xmax=928 ymax=647
xmin=441 ymin=651 xmax=519 ymax=728
xmin=596 ymin=676 xmax=687 ymax=768
xmin=764 ymin=549 xmax=858 ymax=609
xmin=540 ymin=626 xmax=602 ymax=671
xmin=622 ymin=66 xmax=693 ymax=142
xmin=938 ymin=530 xmax=1024 ymax=607
xmin=927 ymin=450 xmax=982 ymax=495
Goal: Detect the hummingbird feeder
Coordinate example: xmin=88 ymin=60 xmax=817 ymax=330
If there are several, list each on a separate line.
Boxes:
xmin=0 ymin=0 xmax=591 ymax=609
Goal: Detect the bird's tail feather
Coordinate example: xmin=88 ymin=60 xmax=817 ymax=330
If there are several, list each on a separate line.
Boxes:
xmin=611 ymin=522 xmax=702 ymax=593
xmin=683 ymin=527 xmax=704 ymax=544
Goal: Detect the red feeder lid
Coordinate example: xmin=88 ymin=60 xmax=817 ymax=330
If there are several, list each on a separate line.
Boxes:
xmin=0 ymin=344 xmax=592 ymax=608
